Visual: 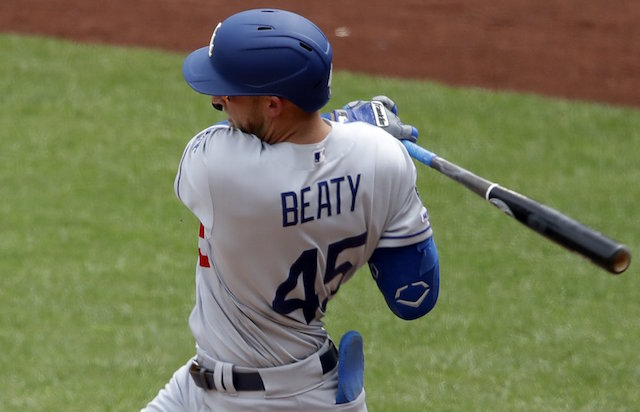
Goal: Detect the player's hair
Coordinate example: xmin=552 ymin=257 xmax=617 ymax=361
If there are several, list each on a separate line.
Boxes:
xmin=183 ymin=9 xmax=333 ymax=113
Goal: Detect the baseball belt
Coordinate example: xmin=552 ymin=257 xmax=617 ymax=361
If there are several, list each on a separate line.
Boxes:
xmin=189 ymin=341 xmax=338 ymax=391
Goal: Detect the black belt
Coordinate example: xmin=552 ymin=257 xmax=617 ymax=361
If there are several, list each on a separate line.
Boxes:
xmin=189 ymin=341 xmax=338 ymax=391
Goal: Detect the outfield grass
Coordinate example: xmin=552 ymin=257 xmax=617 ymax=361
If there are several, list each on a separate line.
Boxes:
xmin=1 ymin=34 xmax=639 ymax=411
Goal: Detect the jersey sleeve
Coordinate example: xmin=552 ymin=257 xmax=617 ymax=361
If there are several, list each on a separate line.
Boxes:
xmin=376 ymin=137 xmax=432 ymax=248
xmin=174 ymin=126 xmax=219 ymax=233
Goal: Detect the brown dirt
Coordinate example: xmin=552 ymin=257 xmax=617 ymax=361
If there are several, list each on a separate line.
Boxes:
xmin=2 ymin=0 xmax=639 ymax=107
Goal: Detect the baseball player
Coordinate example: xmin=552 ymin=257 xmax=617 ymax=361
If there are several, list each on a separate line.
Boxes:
xmin=142 ymin=8 xmax=440 ymax=411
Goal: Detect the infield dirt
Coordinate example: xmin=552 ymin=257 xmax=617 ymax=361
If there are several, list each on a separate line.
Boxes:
xmin=2 ymin=0 xmax=639 ymax=107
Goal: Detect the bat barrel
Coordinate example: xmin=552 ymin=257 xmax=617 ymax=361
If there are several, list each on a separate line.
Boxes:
xmin=488 ymin=186 xmax=631 ymax=274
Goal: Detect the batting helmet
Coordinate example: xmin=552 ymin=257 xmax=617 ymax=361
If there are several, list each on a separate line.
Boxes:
xmin=182 ymin=9 xmax=333 ymax=113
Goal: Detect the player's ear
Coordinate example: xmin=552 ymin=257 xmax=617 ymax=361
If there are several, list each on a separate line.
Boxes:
xmin=266 ymin=96 xmax=284 ymax=118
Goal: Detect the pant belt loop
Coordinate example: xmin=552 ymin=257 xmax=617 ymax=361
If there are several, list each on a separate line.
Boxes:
xmin=222 ymin=363 xmax=236 ymax=394
xmin=213 ymin=362 xmax=224 ymax=392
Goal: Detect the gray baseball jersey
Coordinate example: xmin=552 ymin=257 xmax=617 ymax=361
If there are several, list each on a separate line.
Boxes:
xmin=174 ymin=120 xmax=431 ymax=369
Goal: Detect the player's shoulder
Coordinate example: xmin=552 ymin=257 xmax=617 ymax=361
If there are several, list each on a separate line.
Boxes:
xmin=186 ymin=123 xmax=260 ymax=155
xmin=190 ymin=123 xmax=234 ymax=144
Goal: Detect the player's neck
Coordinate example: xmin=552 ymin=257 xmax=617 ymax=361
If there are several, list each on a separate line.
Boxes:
xmin=265 ymin=111 xmax=331 ymax=145
xmin=286 ymin=113 xmax=331 ymax=145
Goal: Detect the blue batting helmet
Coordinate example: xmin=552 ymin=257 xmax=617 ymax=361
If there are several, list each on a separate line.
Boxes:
xmin=182 ymin=9 xmax=333 ymax=113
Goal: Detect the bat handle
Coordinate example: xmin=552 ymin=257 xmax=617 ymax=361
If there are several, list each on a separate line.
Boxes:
xmin=402 ymin=140 xmax=436 ymax=166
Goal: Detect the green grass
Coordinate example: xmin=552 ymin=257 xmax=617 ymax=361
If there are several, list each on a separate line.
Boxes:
xmin=1 ymin=34 xmax=639 ymax=411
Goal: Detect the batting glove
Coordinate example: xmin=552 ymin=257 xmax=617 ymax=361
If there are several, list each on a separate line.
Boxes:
xmin=325 ymin=96 xmax=418 ymax=142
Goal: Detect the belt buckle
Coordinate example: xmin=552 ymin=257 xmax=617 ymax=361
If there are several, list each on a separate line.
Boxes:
xmin=191 ymin=360 xmax=214 ymax=390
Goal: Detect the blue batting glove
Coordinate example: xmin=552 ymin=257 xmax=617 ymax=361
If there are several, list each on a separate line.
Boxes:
xmin=324 ymin=96 xmax=418 ymax=143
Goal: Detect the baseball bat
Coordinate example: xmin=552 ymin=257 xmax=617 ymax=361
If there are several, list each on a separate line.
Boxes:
xmin=402 ymin=140 xmax=631 ymax=275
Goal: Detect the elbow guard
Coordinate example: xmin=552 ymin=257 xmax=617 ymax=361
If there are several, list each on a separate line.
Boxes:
xmin=368 ymin=237 xmax=440 ymax=320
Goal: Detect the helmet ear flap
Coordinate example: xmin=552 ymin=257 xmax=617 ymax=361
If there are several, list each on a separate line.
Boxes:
xmin=183 ymin=9 xmax=333 ymax=113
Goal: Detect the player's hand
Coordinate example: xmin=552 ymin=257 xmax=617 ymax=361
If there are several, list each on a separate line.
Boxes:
xmin=327 ymin=96 xmax=418 ymax=142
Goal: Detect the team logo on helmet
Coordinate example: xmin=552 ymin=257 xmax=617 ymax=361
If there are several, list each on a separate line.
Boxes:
xmin=208 ymin=22 xmax=222 ymax=58
xmin=327 ymin=64 xmax=333 ymax=98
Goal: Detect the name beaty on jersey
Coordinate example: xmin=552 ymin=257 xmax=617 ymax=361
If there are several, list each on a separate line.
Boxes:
xmin=280 ymin=174 xmax=361 ymax=227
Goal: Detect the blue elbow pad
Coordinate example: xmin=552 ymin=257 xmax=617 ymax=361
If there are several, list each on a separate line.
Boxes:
xmin=368 ymin=237 xmax=440 ymax=320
